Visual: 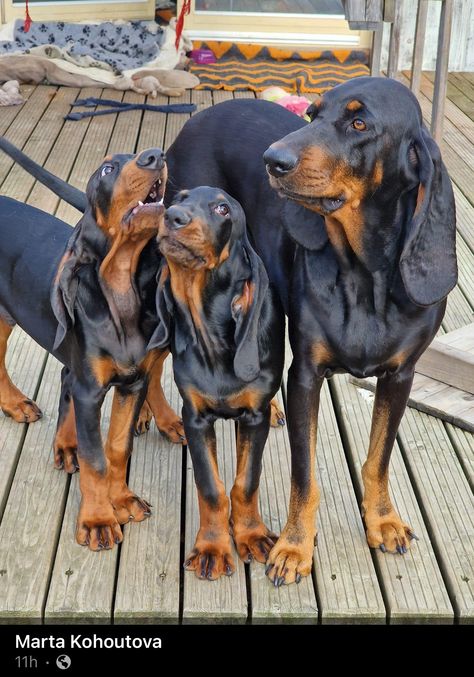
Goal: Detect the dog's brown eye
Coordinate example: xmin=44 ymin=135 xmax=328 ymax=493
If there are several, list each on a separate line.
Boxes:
xmin=352 ymin=119 xmax=366 ymax=131
xmin=215 ymin=203 xmax=230 ymax=216
xmin=101 ymin=164 xmax=114 ymax=177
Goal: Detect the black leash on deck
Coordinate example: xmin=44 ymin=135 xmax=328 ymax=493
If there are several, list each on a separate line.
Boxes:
xmin=64 ymin=97 xmax=196 ymax=121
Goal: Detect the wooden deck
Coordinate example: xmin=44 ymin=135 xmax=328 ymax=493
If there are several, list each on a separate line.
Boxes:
xmin=0 ymin=74 xmax=473 ymax=625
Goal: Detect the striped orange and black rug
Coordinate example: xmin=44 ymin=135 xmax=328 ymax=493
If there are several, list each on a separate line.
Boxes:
xmin=190 ymin=43 xmax=370 ymax=93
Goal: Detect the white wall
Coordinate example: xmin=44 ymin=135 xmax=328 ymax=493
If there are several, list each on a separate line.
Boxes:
xmin=381 ymin=0 xmax=474 ymax=72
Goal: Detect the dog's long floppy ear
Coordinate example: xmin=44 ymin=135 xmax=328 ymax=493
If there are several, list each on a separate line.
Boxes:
xmin=147 ymin=264 xmax=174 ymax=351
xmin=281 ymin=200 xmax=328 ymax=251
xmin=50 ymin=224 xmax=84 ymax=351
xmin=400 ymin=127 xmax=457 ymax=306
xmin=232 ymin=235 xmax=269 ymax=382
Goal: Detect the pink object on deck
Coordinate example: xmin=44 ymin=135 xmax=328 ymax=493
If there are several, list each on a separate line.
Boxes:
xmin=190 ymin=49 xmax=217 ymax=64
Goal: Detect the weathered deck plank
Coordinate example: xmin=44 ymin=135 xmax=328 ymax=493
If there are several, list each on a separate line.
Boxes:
xmin=114 ymin=357 xmax=183 ymax=624
xmin=314 ymin=385 xmax=385 ymax=623
xmin=250 ymin=392 xmax=319 ymax=624
xmin=0 ymin=86 xmax=57 ymax=187
xmin=0 ymin=85 xmax=36 ymax=136
xmin=164 ymin=92 xmax=192 ymax=151
xmin=182 ymin=419 xmax=248 ymax=624
xmin=44 ymin=394 xmax=116 ymax=625
xmin=1 ymin=87 xmax=79 ymax=203
xmin=331 ymin=376 xmax=454 ymax=623
xmin=398 ymin=408 xmax=474 ymax=623
xmin=0 ymin=356 xmax=68 ymax=623
xmin=445 ymin=423 xmax=474 ymax=491
xmin=453 ymin=185 xmax=474 ymax=252
xmin=55 ymin=88 xmax=122 ymax=225
xmin=0 ymin=329 xmax=46 ymax=517
xmin=27 ymin=87 xmax=102 ymax=216
xmin=136 ymin=93 xmax=169 ymax=151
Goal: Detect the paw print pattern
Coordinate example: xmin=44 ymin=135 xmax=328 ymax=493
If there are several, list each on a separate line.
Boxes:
xmin=0 ymin=19 xmax=165 ymax=72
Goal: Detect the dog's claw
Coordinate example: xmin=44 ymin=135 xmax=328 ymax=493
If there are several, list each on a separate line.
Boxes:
xmin=265 ymin=563 xmax=272 ymax=575
xmin=295 ymin=573 xmax=302 ymax=584
xmin=379 ymin=544 xmax=387 ymax=553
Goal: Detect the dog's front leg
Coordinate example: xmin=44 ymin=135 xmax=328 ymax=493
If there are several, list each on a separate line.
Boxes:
xmin=72 ymin=380 xmax=122 ymax=551
xmin=106 ymin=385 xmax=152 ymax=524
xmin=362 ymin=370 xmax=418 ymax=554
xmin=182 ymin=403 xmax=235 ymax=581
xmin=230 ymin=405 xmax=278 ymax=564
xmin=266 ymin=360 xmax=323 ymax=586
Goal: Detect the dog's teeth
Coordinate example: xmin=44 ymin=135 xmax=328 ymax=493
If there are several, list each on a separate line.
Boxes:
xmin=138 ymin=200 xmax=144 ymax=206
xmin=158 ymin=180 xmax=162 ymax=186
xmin=158 ymin=197 xmax=164 ymax=205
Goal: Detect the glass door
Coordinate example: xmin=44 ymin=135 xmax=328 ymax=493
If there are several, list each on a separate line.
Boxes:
xmin=180 ymin=0 xmax=369 ymax=49
xmin=195 ymin=1 xmax=344 ymax=14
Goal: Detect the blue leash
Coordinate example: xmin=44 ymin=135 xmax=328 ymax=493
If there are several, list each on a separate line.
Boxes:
xmin=65 ymin=97 xmax=196 ymax=121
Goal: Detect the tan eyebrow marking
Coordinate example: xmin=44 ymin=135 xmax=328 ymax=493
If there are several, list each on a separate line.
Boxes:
xmin=346 ymin=100 xmax=363 ymax=112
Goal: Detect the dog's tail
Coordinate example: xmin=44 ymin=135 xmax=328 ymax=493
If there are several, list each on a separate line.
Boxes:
xmin=0 ymin=136 xmax=87 ymax=213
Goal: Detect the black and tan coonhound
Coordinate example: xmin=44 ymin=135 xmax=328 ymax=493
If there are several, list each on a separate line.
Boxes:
xmin=147 ymin=186 xmax=284 ymax=579
xmin=0 ymin=147 xmax=182 ymax=550
xmin=164 ymin=76 xmax=457 ymax=585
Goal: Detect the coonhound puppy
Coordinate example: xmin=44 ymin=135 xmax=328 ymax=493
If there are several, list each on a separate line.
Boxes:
xmin=164 ymin=76 xmax=457 ymax=585
xmin=147 ymin=186 xmax=284 ymax=579
xmin=0 ymin=136 xmax=185 ymax=449
xmin=0 ymin=148 xmax=174 ymax=550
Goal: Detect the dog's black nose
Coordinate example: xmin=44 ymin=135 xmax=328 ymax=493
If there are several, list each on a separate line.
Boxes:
xmin=136 ymin=148 xmax=166 ymax=170
xmin=165 ymin=206 xmax=192 ymax=230
xmin=263 ymin=145 xmax=298 ymax=177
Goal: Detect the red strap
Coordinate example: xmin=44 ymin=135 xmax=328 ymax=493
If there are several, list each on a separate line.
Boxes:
xmin=24 ymin=0 xmax=32 ymax=32
xmin=175 ymin=0 xmax=191 ymax=50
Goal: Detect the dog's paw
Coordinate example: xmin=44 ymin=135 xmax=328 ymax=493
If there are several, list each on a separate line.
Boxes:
xmin=184 ymin=534 xmax=235 ymax=581
xmin=134 ymin=401 xmax=152 ymax=436
xmin=155 ymin=410 xmax=187 ymax=445
xmin=53 ymin=443 xmax=79 ymax=474
xmin=1 ymin=391 xmax=42 ymax=423
xmin=364 ymin=507 xmax=418 ymax=554
xmin=76 ymin=506 xmax=123 ymax=551
xmin=265 ymin=535 xmax=315 ymax=586
xmin=110 ymin=490 xmax=152 ymax=525
xmin=232 ymin=522 xmax=278 ymax=564
xmin=270 ymin=398 xmax=286 ymax=427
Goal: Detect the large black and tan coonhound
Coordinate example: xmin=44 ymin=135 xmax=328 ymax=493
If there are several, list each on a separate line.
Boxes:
xmin=148 ymin=186 xmax=284 ymax=579
xmin=164 ymin=76 xmax=457 ymax=585
xmin=0 ymin=148 xmax=180 ymax=550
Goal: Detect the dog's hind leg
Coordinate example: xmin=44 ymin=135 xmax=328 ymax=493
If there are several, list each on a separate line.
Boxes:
xmin=144 ymin=350 xmax=187 ymax=444
xmin=0 ymin=316 xmax=42 ymax=423
xmin=53 ymin=367 xmax=79 ymax=474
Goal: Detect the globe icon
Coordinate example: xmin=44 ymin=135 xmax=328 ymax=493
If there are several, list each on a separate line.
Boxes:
xmin=56 ymin=655 xmax=72 ymax=670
